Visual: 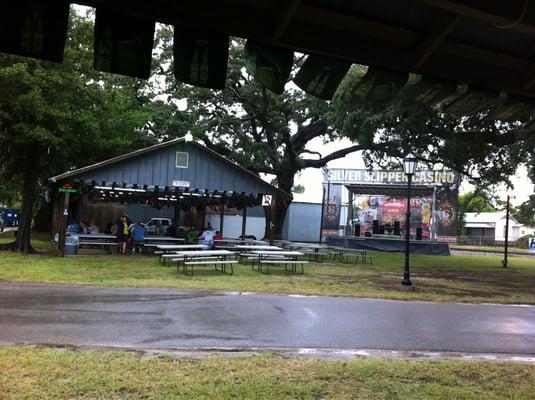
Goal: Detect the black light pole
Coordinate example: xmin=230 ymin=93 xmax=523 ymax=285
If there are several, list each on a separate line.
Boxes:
xmin=502 ymin=195 xmax=511 ymax=268
xmin=401 ymin=153 xmax=417 ymax=288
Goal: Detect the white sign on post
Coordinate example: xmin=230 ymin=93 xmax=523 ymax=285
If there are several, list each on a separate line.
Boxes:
xmin=172 ymin=180 xmax=190 ymax=188
xmin=262 ymin=194 xmax=272 ymax=206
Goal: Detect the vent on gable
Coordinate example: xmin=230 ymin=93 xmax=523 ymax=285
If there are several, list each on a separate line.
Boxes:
xmin=176 ymin=152 xmax=189 ymax=168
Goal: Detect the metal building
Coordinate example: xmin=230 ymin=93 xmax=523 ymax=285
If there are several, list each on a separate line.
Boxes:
xmin=49 ymin=136 xmax=290 ymax=253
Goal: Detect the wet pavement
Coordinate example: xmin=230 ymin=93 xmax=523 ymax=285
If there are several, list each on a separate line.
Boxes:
xmin=0 ymin=283 xmax=534 ymax=355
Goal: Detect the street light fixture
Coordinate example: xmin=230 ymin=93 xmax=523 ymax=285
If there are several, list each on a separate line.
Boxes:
xmin=401 ymin=153 xmax=417 ymax=288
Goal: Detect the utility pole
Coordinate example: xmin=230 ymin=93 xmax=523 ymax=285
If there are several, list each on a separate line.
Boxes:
xmin=502 ymin=195 xmax=510 ymax=268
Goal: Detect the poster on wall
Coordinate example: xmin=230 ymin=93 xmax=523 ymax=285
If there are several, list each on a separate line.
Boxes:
xmin=321 ymin=184 xmax=342 ymax=236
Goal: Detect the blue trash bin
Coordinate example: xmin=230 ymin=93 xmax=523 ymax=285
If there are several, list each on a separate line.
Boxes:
xmin=64 ymin=235 xmax=79 ymax=256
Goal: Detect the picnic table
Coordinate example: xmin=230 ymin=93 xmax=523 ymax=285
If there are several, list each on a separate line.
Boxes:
xmin=327 ymin=247 xmax=374 ymax=264
xmin=234 ymin=245 xmax=282 ymax=250
xmin=144 ymin=236 xmax=185 ymax=243
xmin=251 ymin=250 xmax=306 ymax=274
xmin=289 ymin=243 xmax=327 ymax=262
xmin=170 ymin=249 xmax=237 ymax=275
xmin=156 ymin=244 xmax=208 ymax=263
xmin=77 ymin=233 xmax=117 ymax=253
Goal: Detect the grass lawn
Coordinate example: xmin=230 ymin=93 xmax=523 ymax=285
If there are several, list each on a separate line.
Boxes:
xmin=1 ymin=242 xmax=535 ymax=304
xmin=1 ymin=346 xmax=534 ymax=400
xmin=450 ymin=244 xmax=531 ymax=254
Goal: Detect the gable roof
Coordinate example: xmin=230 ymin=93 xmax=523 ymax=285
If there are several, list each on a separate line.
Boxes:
xmin=465 ymin=211 xmax=521 ymax=226
xmin=49 ymin=136 xmax=291 ymax=198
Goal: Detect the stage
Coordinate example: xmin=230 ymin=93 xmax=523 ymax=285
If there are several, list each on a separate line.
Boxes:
xmin=326 ymin=236 xmax=451 ymax=256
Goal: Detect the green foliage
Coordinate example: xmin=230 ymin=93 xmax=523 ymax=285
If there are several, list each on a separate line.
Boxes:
xmin=0 ymin=10 xmax=158 ymax=250
xmin=515 ymin=234 xmax=534 ymax=249
xmin=458 ymin=192 xmax=497 ymax=213
xmin=512 ymin=195 xmax=535 ymax=225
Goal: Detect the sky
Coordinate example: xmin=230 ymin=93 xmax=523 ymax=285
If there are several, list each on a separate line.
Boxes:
xmin=289 ymin=137 xmax=534 ymax=207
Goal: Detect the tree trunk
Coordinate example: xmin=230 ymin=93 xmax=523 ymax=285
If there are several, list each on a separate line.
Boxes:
xmin=263 ymin=172 xmax=294 ymax=239
xmin=15 ymin=149 xmax=41 ymax=253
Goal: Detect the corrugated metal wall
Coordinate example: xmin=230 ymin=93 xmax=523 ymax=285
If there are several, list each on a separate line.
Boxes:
xmin=283 ymin=202 xmax=322 ymax=242
xmin=77 ymin=142 xmax=276 ymax=195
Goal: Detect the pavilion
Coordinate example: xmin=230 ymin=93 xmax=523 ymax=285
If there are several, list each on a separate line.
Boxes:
xmin=49 ymin=136 xmax=290 ymax=254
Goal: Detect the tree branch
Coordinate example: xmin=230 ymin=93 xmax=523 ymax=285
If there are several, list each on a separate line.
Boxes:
xmin=303 ymin=144 xmax=370 ymax=168
xmin=290 ymin=120 xmax=328 ymax=150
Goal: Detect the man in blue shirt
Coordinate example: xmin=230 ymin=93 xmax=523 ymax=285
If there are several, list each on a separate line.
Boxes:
xmin=131 ymin=223 xmax=146 ymax=254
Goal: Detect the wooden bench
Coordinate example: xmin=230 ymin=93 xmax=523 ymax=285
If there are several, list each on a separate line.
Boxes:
xmin=181 ymin=260 xmax=237 ymax=275
xmin=259 ymin=259 xmax=308 ymax=274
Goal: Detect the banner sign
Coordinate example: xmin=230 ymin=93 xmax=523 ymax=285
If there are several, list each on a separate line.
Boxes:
xmin=529 ymin=237 xmax=535 ymax=253
xmin=325 ymin=169 xmax=458 ymax=186
xmin=321 ymin=184 xmax=342 ymax=236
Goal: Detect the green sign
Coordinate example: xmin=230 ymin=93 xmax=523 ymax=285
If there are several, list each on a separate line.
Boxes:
xmin=58 ymin=188 xmax=77 ymax=193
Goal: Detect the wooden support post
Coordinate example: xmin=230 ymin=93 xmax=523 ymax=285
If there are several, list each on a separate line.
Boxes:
xmin=241 ymin=206 xmax=248 ymax=239
xmin=57 ymin=192 xmax=70 ymax=257
xmin=269 ymin=195 xmax=276 ymax=246
xmin=219 ymin=203 xmax=225 ymax=236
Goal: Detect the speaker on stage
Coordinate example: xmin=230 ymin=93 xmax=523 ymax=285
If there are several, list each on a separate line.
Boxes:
xmin=379 ymin=225 xmax=385 ymax=234
xmin=372 ymin=220 xmax=379 ymax=234
xmin=394 ymin=220 xmax=400 ymax=236
xmin=354 ymin=224 xmax=361 ymax=237
xmin=416 ymin=227 xmax=423 ymax=240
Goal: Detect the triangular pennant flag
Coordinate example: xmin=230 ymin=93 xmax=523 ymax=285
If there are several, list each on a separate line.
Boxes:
xmin=445 ymin=87 xmax=499 ymax=115
xmin=0 ymin=0 xmax=69 ymax=62
xmin=488 ymin=95 xmax=534 ymax=122
xmin=174 ymin=27 xmax=229 ymax=89
xmin=94 ymin=8 xmax=155 ymax=79
xmin=351 ymin=66 xmax=409 ymax=103
xmin=244 ymin=40 xmax=293 ymax=94
xmin=402 ymin=76 xmax=457 ymax=108
xmin=294 ymin=54 xmax=351 ymax=100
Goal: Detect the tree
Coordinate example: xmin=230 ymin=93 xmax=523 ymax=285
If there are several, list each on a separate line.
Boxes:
xmin=152 ymin=34 xmax=381 ymax=236
xmin=512 ymin=195 xmax=535 ymax=226
xmin=153 ymin=34 xmax=533 ymax=236
xmin=458 ymin=192 xmax=497 ymax=213
xmin=0 ymin=11 xmax=153 ymax=252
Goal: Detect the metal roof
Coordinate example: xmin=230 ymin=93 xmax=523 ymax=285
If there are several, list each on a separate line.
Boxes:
xmin=49 ymin=136 xmax=291 ymax=199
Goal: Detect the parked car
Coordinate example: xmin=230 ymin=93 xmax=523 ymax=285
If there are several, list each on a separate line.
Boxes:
xmin=141 ymin=218 xmax=172 ymax=235
xmin=0 ymin=209 xmax=19 ymax=227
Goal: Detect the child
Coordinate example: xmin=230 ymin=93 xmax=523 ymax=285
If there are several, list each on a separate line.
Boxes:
xmin=131 ymin=223 xmax=146 ymax=254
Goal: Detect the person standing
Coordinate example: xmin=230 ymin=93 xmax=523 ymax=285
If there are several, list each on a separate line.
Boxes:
xmin=131 ymin=223 xmax=146 ymax=254
xmin=116 ymin=215 xmax=130 ymax=255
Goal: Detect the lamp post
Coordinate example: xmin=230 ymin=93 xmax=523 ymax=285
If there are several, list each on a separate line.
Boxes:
xmin=401 ymin=153 xmax=417 ymax=288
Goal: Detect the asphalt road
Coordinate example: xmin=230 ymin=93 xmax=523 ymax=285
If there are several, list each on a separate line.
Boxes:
xmin=1 ymin=283 xmax=534 ymax=355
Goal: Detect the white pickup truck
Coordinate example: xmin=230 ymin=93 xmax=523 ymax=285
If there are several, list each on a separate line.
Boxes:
xmin=141 ymin=218 xmax=172 ymax=235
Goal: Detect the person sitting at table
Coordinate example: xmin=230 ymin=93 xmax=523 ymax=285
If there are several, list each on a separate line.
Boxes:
xmin=199 ymin=228 xmax=215 ymax=248
xmin=186 ymin=227 xmax=198 ymax=244
xmin=214 ymin=230 xmax=223 ymax=242
xmin=130 ymin=223 xmax=146 ymax=254
xmin=89 ymin=221 xmax=99 ymax=234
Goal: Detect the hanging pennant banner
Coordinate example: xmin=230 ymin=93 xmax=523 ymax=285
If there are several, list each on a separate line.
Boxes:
xmin=402 ymin=76 xmax=458 ymax=108
xmin=293 ymin=55 xmax=351 ymax=100
xmin=351 ymin=66 xmax=409 ymax=103
xmin=94 ymin=8 xmax=155 ymax=79
xmin=244 ymin=40 xmax=293 ymax=94
xmin=488 ymin=95 xmax=534 ymax=122
xmin=174 ymin=27 xmax=229 ymax=89
xmin=0 ymin=0 xmax=69 ymax=62
xmin=445 ymin=87 xmax=499 ymax=115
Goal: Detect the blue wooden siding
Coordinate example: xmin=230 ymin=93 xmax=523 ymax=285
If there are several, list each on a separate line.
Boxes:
xmin=77 ymin=142 xmax=275 ymax=195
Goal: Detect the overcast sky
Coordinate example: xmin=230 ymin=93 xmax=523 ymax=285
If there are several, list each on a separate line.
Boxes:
xmin=289 ymin=137 xmax=534 ymax=207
